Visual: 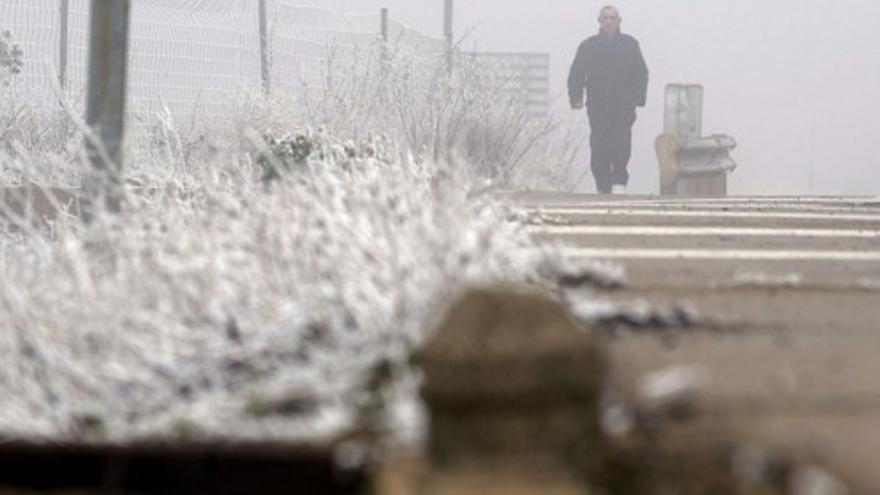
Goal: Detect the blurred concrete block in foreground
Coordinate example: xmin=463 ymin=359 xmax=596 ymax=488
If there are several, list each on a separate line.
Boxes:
xmin=412 ymin=288 xmax=605 ymax=494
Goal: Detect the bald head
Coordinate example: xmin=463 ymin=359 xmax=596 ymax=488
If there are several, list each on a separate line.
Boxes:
xmin=598 ymin=5 xmax=622 ymax=36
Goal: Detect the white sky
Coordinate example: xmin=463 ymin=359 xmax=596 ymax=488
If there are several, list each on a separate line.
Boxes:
xmin=304 ymin=0 xmax=880 ymax=195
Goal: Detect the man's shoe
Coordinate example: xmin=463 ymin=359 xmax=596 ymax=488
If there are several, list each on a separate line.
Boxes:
xmin=611 ymin=184 xmax=627 ymax=194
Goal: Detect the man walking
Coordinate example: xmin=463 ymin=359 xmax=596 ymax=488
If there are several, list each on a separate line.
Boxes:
xmin=568 ymin=5 xmax=648 ymax=194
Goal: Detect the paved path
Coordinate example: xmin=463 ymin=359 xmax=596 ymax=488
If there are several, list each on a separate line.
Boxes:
xmin=507 ymin=192 xmax=880 ymax=493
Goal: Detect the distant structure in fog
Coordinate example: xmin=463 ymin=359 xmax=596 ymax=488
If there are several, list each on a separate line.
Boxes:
xmin=464 ymin=51 xmax=550 ymax=117
xmin=655 ymin=83 xmax=737 ymax=197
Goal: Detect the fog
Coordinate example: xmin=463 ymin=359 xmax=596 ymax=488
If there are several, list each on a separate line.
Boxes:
xmin=316 ymin=0 xmax=880 ymax=195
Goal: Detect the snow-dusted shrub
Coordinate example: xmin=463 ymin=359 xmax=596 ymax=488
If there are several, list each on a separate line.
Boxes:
xmin=257 ymin=129 xmax=394 ymax=185
xmin=294 ymin=40 xmax=582 ymax=189
xmin=0 ymin=31 xmax=75 ymax=161
xmin=0 ymin=33 xmax=583 ymax=190
xmin=256 ymin=130 xmax=319 ymax=184
xmin=0 ymin=30 xmax=23 ymax=84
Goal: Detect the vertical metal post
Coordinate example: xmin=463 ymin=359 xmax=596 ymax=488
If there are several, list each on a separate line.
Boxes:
xmin=58 ymin=0 xmax=69 ymax=91
xmin=377 ymin=7 xmax=389 ymax=107
xmin=380 ymin=7 xmax=389 ymax=64
xmin=259 ymin=0 xmax=270 ymax=94
xmin=84 ymin=0 xmax=130 ymax=218
xmin=443 ymin=0 xmax=453 ymax=75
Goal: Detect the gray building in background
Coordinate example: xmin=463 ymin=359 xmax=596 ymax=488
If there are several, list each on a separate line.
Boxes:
xmin=465 ymin=51 xmax=550 ymax=117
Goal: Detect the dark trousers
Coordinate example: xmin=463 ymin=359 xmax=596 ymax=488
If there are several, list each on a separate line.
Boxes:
xmin=588 ymin=105 xmax=636 ymax=193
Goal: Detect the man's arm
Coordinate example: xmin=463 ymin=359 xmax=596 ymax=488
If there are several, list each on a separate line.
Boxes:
xmin=632 ymin=41 xmax=648 ymax=107
xmin=567 ymin=41 xmax=589 ymax=109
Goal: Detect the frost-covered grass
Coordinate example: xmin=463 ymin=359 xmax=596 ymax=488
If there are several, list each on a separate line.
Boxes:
xmin=0 ymin=37 xmax=607 ymax=443
xmin=0 ymin=128 xmax=612 ymax=443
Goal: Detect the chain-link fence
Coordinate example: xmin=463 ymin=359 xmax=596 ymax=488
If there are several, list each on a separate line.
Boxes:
xmin=0 ymin=0 xmax=451 ymax=135
xmin=0 ymin=0 xmax=550 ymax=140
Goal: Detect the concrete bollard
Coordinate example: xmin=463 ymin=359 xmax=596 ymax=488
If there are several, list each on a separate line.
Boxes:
xmin=412 ymin=288 xmax=605 ymax=495
xmin=376 ymin=287 xmax=854 ymax=494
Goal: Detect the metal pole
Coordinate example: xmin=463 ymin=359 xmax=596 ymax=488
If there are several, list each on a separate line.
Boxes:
xmin=443 ymin=0 xmax=453 ymax=75
xmin=380 ymin=7 xmax=389 ymax=65
xmin=58 ymin=0 xmax=69 ymax=91
xmin=84 ymin=0 xmax=130 ymax=218
xmin=259 ymin=0 xmax=270 ymax=94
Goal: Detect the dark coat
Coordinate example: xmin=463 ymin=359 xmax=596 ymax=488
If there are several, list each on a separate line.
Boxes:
xmin=568 ymin=31 xmax=649 ymax=116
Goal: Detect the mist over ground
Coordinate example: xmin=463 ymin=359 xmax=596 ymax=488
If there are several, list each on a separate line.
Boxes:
xmin=316 ymin=0 xmax=880 ymax=195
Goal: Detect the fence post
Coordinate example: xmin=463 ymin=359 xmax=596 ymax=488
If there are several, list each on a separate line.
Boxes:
xmin=83 ymin=0 xmax=130 ymax=219
xmin=259 ymin=0 xmax=270 ymax=94
xmin=380 ymin=7 xmax=389 ymax=66
xmin=58 ymin=0 xmax=69 ymax=91
xmin=443 ymin=0 xmax=453 ymax=75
